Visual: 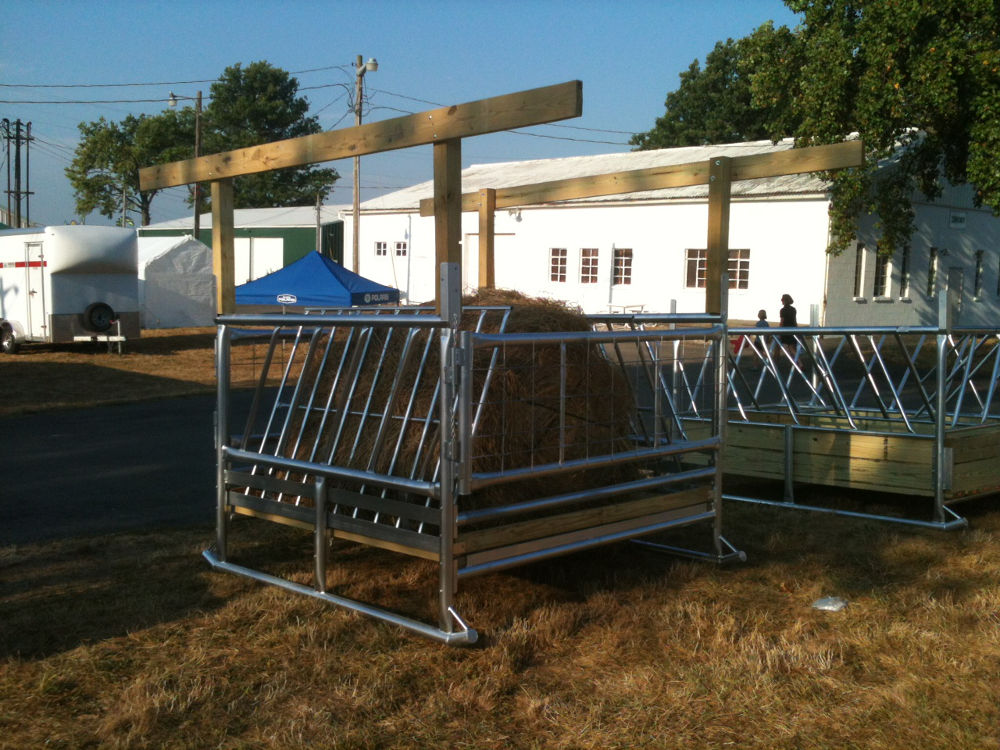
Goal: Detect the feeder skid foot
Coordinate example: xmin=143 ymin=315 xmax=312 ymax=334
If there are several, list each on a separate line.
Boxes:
xmin=632 ymin=533 xmax=746 ymax=564
xmin=202 ymin=547 xmax=479 ymax=646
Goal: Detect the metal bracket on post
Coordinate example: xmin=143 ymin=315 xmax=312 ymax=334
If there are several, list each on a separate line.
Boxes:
xmin=440 ymin=262 xmax=462 ymax=329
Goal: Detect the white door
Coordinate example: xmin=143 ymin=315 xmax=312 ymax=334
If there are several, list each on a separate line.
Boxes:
xmin=25 ymin=242 xmax=47 ymax=339
xmin=463 ymin=234 xmax=479 ymax=293
xmin=236 ymin=237 xmax=284 ymax=283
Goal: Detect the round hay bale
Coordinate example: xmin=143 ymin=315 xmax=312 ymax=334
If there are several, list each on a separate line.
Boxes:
xmin=286 ymin=290 xmax=638 ymax=512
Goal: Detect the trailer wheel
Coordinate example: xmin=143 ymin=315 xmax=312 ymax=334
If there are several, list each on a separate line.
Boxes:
xmin=83 ymin=302 xmax=115 ymax=333
xmin=1 ymin=325 xmax=18 ymax=355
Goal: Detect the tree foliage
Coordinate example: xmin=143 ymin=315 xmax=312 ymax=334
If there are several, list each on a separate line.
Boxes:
xmin=65 ymin=111 xmax=190 ymax=226
xmin=204 ymin=61 xmax=338 ymax=209
xmin=631 ymin=30 xmax=801 ymax=149
xmin=635 ymin=1 xmax=1000 ymax=254
xmin=67 ymin=60 xmax=338 ymax=225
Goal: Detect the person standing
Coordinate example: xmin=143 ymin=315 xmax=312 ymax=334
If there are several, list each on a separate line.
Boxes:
xmin=779 ymin=294 xmax=797 ymax=345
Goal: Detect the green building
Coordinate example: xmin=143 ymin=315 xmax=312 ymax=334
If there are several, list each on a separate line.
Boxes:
xmin=139 ymin=206 xmax=345 ymax=283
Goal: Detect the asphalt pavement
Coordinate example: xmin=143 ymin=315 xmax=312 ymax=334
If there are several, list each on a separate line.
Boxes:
xmin=1 ymin=394 xmax=227 ymax=545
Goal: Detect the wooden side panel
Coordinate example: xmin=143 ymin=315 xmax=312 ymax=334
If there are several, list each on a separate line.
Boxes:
xmin=455 ymin=487 xmax=710 ymax=555
xmin=948 ymin=424 xmax=1000 ymax=495
xmin=689 ymin=419 xmax=939 ymax=495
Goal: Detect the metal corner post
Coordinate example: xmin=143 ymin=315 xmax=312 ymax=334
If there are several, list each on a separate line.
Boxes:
xmin=215 ymin=323 xmax=231 ymax=561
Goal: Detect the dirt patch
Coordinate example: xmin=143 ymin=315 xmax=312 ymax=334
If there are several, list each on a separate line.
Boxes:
xmin=0 ymin=327 xmax=264 ymax=416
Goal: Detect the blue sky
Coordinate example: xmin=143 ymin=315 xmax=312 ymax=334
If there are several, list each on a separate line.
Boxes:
xmin=1 ymin=0 xmax=800 ymax=226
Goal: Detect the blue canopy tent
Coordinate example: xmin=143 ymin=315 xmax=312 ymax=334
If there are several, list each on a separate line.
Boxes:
xmin=235 ymin=252 xmax=400 ymax=308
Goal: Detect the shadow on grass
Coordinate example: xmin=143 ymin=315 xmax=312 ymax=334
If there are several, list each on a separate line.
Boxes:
xmin=0 ymin=527 xmax=224 ymax=660
xmin=0 ymin=361 xmax=211 ymax=415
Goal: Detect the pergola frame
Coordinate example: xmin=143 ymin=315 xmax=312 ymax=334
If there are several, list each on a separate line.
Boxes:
xmin=139 ymin=81 xmax=584 ymax=313
xmin=416 ymin=140 xmax=864 ymax=313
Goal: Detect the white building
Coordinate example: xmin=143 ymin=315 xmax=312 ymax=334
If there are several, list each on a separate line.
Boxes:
xmin=345 ymin=139 xmax=1000 ymax=326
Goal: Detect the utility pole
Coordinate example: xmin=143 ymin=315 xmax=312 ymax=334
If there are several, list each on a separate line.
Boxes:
xmin=2 ymin=119 xmax=10 ymax=226
xmin=3 ymin=119 xmax=33 ymax=228
xmin=352 ymin=55 xmax=378 ymax=273
xmin=193 ymin=91 xmax=202 ymax=240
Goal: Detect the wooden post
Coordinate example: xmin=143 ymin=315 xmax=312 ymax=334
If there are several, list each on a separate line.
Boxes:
xmin=478 ymin=188 xmax=496 ymax=289
xmin=434 ymin=139 xmax=462 ymax=314
xmin=706 ymin=157 xmax=732 ymax=315
xmin=211 ymin=179 xmax=235 ymax=314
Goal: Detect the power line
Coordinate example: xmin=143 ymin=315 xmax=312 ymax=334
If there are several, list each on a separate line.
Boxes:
xmin=0 ymin=64 xmax=352 ymax=90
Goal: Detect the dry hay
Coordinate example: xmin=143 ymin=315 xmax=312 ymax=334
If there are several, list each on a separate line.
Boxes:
xmin=282 ymin=290 xmax=639 ymax=512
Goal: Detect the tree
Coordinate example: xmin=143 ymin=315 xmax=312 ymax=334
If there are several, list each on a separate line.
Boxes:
xmin=631 ymin=28 xmax=803 ymax=149
xmin=635 ymin=1 xmax=1000 ymax=255
xmin=66 ymin=110 xmax=191 ymax=226
xmin=203 ymin=61 xmax=338 ymax=208
xmin=766 ymin=0 xmax=1000 ymax=254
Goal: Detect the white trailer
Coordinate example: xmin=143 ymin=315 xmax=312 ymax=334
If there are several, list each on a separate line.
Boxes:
xmin=0 ymin=225 xmax=140 ymax=353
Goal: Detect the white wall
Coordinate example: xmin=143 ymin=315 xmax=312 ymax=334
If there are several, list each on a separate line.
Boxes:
xmin=355 ymin=197 xmax=832 ymax=321
xmin=825 ymin=183 xmax=1000 ymax=326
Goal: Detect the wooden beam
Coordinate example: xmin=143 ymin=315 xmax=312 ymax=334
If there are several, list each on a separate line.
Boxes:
xmin=139 ymin=80 xmax=583 ymax=191
xmin=211 ymin=180 xmax=235 ymax=314
xmin=730 ymin=140 xmax=864 ymax=182
xmin=418 ymin=140 xmax=864 ymax=216
xmin=706 ymin=158 xmax=732 ymax=315
xmin=434 ymin=139 xmax=462 ymax=313
xmin=478 ymin=188 xmax=496 ymax=288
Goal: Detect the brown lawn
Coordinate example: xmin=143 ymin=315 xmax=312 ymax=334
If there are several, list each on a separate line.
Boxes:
xmin=1 ymin=328 xmax=998 ymax=748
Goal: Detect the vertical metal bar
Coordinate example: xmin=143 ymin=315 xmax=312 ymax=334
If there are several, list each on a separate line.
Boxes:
xmin=713 ymin=315 xmax=728 ymax=557
xmin=783 ymin=424 xmax=795 ymax=502
xmin=314 ymin=476 xmax=328 ymax=593
xmin=459 ymin=330 xmax=473 ymax=495
xmin=216 ymin=324 xmax=231 ymax=562
xmin=934 ymin=293 xmax=949 ymax=523
xmin=559 ymin=341 xmax=567 ymax=465
xmin=438 ymin=326 xmax=457 ymax=632
xmin=653 ymin=339 xmax=663 ymax=445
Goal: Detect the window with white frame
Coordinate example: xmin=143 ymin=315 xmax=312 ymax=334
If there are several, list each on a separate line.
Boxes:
xmin=580 ymin=248 xmax=599 ymax=284
xmin=684 ymin=248 xmax=750 ymax=289
xmin=927 ymin=247 xmax=938 ymax=296
xmin=727 ymin=248 xmax=750 ymax=289
xmin=395 ymin=241 xmax=408 ymax=257
xmin=550 ymin=248 xmax=567 ymax=282
xmin=975 ymin=250 xmax=985 ymax=298
xmin=613 ymin=247 xmax=633 ymax=285
xmin=899 ymin=246 xmax=911 ymax=298
xmin=873 ymin=248 xmax=891 ymax=297
xmin=375 ymin=241 xmax=387 ymax=256
xmin=853 ymin=243 xmax=865 ymax=297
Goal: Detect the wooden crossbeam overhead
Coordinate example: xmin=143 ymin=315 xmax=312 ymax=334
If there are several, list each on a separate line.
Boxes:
xmin=138 ymin=81 xmax=582 ymax=191
xmin=417 ymin=140 xmax=863 ymax=216
xmin=138 ymin=81 xmax=583 ymax=314
xmin=415 ymin=140 xmax=863 ymax=313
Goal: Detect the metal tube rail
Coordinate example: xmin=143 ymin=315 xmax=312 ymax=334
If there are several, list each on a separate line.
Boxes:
xmin=457 ymin=512 xmax=718 ymax=579
xmin=202 ymin=548 xmax=477 ymax=645
xmin=223 ymin=445 xmax=439 ymax=499
xmin=216 ymin=313 xmax=449 ymax=328
xmin=465 ymin=437 xmax=721 ymax=491
xmin=458 ymin=465 xmax=717 ymax=526
xmin=471 ymin=325 xmax=724 ymax=348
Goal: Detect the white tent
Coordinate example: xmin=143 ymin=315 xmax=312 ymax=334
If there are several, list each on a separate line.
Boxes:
xmin=137 ymin=235 xmax=216 ymax=328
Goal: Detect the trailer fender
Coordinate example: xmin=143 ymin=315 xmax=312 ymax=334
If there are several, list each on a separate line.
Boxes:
xmin=81 ymin=302 xmax=116 ymax=333
xmin=1 ymin=321 xmax=20 ymax=354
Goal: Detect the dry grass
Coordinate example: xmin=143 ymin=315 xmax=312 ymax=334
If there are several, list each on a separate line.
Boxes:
xmin=2 ymin=502 xmax=999 ymax=748
xmin=3 ymin=328 xmax=1000 ymax=748
xmin=0 ymin=327 xmax=272 ymax=416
